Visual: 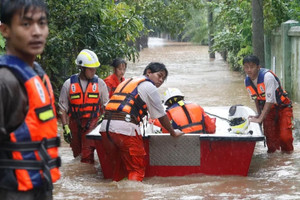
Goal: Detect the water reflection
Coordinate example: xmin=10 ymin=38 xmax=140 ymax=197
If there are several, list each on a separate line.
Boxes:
xmin=54 ymin=38 xmax=300 ymax=200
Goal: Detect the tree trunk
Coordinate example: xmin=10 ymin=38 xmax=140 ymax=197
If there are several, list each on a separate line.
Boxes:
xmin=252 ymin=0 xmax=265 ymax=66
xmin=207 ymin=0 xmax=215 ymax=58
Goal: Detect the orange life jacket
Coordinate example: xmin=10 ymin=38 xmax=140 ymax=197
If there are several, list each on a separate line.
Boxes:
xmin=0 ymin=55 xmax=61 ymax=191
xmin=105 ymin=77 xmax=152 ymax=123
xmin=167 ymin=101 xmax=205 ymax=133
xmin=104 ymin=73 xmax=125 ymax=98
xmin=245 ymin=68 xmax=290 ymax=106
xmin=69 ymin=75 xmax=101 ymax=119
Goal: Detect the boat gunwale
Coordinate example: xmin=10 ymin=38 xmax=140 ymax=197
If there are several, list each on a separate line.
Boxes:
xmin=86 ymin=132 xmax=265 ymax=142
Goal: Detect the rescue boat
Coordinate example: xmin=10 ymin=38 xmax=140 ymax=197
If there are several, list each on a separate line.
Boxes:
xmin=86 ymin=105 xmax=264 ymax=178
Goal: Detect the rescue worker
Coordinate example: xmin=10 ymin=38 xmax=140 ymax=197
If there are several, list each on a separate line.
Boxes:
xmin=0 ymin=0 xmax=61 ymax=199
xmin=104 ymin=58 xmax=127 ymax=98
xmin=243 ymin=55 xmax=294 ymax=153
xmin=99 ymin=62 xmax=184 ymax=182
xmin=152 ymin=88 xmax=216 ymax=134
xmin=58 ymin=49 xmax=109 ymax=164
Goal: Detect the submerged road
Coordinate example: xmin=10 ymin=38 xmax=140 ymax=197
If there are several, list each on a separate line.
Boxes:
xmin=54 ymin=38 xmax=300 ymax=200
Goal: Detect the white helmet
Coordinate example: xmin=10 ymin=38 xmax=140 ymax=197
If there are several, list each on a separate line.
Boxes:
xmin=163 ymin=88 xmax=184 ymax=106
xmin=75 ymin=49 xmax=100 ymax=68
xmin=228 ymin=105 xmax=249 ymax=134
xmin=229 ymin=117 xmax=249 ymax=134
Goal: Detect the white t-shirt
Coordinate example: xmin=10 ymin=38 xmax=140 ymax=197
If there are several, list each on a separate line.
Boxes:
xmin=264 ymin=72 xmax=279 ymax=103
xmin=100 ymin=77 xmax=166 ymax=136
xmin=252 ymin=71 xmax=279 ymax=103
xmin=58 ymin=74 xmax=109 ymax=112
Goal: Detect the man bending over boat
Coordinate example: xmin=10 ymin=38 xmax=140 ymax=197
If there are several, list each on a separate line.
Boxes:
xmin=100 ymin=62 xmax=184 ymax=182
xmin=243 ymin=55 xmax=294 ymax=153
xmin=151 ymin=88 xmax=216 ymax=134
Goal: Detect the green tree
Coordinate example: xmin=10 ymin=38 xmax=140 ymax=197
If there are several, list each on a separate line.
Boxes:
xmin=286 ymin=0 xmax=300 ymax=22
xmin=263 ymin=0 xmax=289 ymax=34
xmin=182 ymin=7 xmax=208 ymax=44
xmin=212 ymin=0 xmax=252 ymax=70
xmin=124 ymin=0 xmax=204 ymax=41
xmin=209 ymin=0 xmax=298 ymax=71
xmin=0 ymin=34 xmax=5 ymax=54
xmin=40 ymin=0 xmax=144 ymax=100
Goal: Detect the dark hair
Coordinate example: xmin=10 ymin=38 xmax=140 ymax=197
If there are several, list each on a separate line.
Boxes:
xmin=243 ymin=55 xmax=260 ymax=65
xmin=111 ymin=58 xmax=127 ymax=68
xmin=0 ymin=0 xmax=49 ymax=25
xmin=143 ymin=62 xmax=168 ymax=79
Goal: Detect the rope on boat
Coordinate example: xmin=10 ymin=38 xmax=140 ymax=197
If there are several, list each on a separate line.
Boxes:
xmin=205 ymin=111 xmax=231 ymax=123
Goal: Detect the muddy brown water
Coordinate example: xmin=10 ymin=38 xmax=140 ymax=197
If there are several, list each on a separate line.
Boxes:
xmin=54 ymin=38 xmax=300 ymax=200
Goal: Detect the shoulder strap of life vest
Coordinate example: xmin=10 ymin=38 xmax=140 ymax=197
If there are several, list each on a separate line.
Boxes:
xmin=106 ymin=77 xmax=151 ymax=120
xmin=0 ymin=55 xmax=54 ymax=99
xmin=168 ymin=101 xmax=205 ymax=133
xmin=0 ymin=55 xmax=39 ymax=82
xmin=245 ymin=68 xmax=268 ymax=98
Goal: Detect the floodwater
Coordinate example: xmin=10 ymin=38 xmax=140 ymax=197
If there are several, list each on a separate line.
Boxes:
xmin=53 ymin=38 xmax=300 ymax=200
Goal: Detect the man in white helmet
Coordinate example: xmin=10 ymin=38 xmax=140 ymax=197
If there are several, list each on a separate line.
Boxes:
xmin=58 ymin=49 xmax=109 ymax=164
xmin=152 ymin=88 xmax=216 ymax=134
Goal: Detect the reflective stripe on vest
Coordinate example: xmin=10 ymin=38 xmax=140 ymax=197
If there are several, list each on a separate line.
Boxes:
xmin=105 ymin=77 xmax=151 ymax=123
xmin=0 ymin=55 xmax=60 ymax=191
xmin=167 ymin=101 xmax=205 ymax=133
xmin=69 ymin=75 xmax=101 ymax=119
xmin=245 ymin=68 xmax=289 ymax=105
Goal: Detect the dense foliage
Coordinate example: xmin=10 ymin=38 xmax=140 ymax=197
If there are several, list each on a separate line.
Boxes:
xmin=40 ymin=0 xmax=145 ymax=99
xmin=42 ymin=0 xmax=205 ymax=98
xmin=122 ymin=0 xmax=205 ymax=40
xmin=211 ymin=0 xmax=299 ymax=70
xmin=0 ymin=34 xmax=4 ymax=54
xmin=0 ymin=0 xmax=299 ymax=97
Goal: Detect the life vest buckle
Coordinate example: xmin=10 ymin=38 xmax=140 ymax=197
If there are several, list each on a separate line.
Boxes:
xmin=125 ymin=114 xmax=131 ymax=122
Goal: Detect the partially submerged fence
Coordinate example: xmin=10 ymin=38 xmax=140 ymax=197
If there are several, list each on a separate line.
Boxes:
xmin=265 ymin=20 xmax=300 ymax=102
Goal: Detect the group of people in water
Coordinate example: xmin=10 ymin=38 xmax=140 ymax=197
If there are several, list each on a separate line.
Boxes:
xmin=58 ymin=49 xmax=294 ymax=183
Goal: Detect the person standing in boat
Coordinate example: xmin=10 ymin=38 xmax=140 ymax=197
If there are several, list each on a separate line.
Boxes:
xmin=151 ymin=88 xmax=216 ymax=134
xmin=104 ymin=58 xmax=127 ymax=98
xmin=100 ymin=62 xmax=184 ymax=182
xmin=58 ymin=49 xmax=109 ymax=164
xmin=0 ymin=0 xmax=61 ymax=199
xmin=243 ymin=55 xmax=294 ymax=153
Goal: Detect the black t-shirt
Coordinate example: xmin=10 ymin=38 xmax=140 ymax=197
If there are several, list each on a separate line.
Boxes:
xmin=0 ymin=68 xmax=28 ymax=141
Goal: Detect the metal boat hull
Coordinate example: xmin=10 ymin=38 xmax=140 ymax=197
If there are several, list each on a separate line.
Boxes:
xmin=86 ymin=106 xmax=264 ymax=178
xmin=86 ymin=133 xmax=264 ymax=178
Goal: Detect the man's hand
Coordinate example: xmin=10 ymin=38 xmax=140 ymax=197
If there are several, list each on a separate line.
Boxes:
xmin=248 ymin=115 xmax=262 ymax=123
xmin=63 ymin=124 xmax=72 ymax=144
xmin=250 ymin=102 xmax=273 ymax=124
xmin=171 ymin=129 xmax=185 ymax=137
xmin=159 ymin=115 xmax=185 ymax=137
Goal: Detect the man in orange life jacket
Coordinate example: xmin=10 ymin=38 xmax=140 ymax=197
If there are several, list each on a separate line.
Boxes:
xmin=100 ymin=62 xmax=184 ymax=182
xmin=104 ymin=58 xmax=127 ymax=98
xmin=0 ymin=0 xmax=61 ymax=199
xmin=243 ymin=55 xmax=294 ymax=153
xmin=58 ymin=49 xmax=109 ymax=164
xmin=152 ymin=88 xmax=216 ymax=134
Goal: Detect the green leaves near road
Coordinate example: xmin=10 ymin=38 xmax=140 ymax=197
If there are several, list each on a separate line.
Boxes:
xmin=0 ymin=0 xmax=299 ymax=100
